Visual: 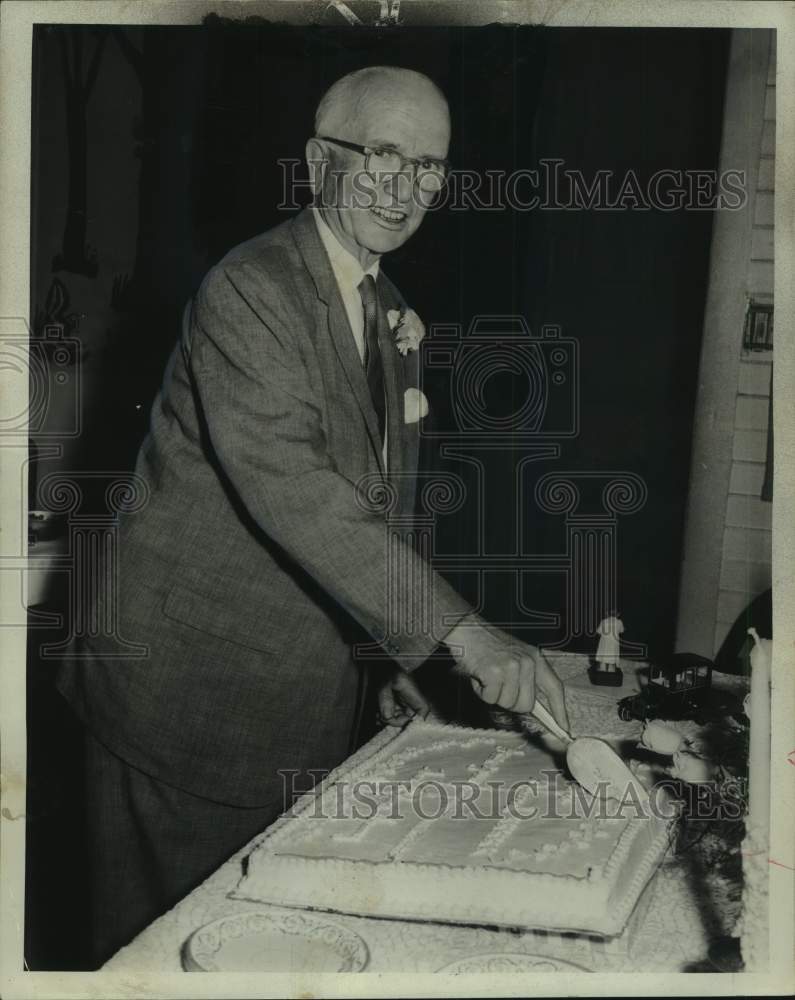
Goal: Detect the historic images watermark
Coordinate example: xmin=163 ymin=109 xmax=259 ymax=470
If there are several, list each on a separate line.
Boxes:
xmin=278 ymin=769 xmax=747 ymax=823
xmin=278 ymin=158 xmax=748 ymax=213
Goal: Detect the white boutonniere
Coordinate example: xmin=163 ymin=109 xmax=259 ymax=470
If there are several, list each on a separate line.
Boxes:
xmin=404 ymin=387 xmax=429 ymax=424
xmin=387 ymin=307 xmax=425 ymax=356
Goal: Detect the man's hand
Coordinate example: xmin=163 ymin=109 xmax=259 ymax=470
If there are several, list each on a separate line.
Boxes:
xmin=445 ymin=614 xmax=569 ymax=730
xmin=377 ymin=669 xmax=433 ymax=727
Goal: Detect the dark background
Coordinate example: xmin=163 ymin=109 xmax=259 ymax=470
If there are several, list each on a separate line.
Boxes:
xmin=27 ymin=22 xmax=729 ymax=968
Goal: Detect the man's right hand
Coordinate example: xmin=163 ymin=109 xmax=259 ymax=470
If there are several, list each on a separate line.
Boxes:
xmin=444 ymin=614 xmax=569 ymax=730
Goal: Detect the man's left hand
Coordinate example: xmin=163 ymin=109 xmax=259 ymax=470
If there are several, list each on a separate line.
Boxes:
xmin=377 ymin=670 xmax=432 ymax=727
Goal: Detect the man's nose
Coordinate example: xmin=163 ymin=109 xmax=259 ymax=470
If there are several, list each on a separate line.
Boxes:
xmin=381 ymin=168 xmax=414 ymax=204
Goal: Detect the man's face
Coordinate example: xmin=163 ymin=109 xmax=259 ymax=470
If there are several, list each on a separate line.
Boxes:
xmin=312 ymin=82 xmax=450 ymax=265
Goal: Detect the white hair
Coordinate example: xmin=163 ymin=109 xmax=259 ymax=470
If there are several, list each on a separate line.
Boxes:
xmin=314 ymin=66 xmax=448 ymax=136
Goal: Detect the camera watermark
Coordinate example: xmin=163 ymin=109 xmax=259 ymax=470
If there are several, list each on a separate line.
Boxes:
xmin=0 ymin=318 xmax=82 ymax=440
xmin=348 ymin=312 xmax=648 ymax=656
xmin=419 ymin=317 xmax=578 ymax=440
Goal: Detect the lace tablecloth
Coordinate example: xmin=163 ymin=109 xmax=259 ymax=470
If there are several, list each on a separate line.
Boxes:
xmin=103 ymin=653 xmax=745 ymax=973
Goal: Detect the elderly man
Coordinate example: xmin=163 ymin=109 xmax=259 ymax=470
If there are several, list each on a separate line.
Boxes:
xmin=57 ymin=65 xmax=568 ymax=965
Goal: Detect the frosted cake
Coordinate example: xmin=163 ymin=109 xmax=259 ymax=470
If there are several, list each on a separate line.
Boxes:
xmin=234 ymin=719 xmax=676 ymax=936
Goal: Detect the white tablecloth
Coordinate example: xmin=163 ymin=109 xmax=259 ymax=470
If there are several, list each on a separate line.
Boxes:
xmin=103 ymin=654 xmax=744 ymax=973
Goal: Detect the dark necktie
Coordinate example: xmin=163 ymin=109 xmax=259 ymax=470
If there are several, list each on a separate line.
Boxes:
xmin=358 ymin=273 xmax=386 ymax=444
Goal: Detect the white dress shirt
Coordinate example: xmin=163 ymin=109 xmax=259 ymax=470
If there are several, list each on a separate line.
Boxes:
xmin=312 ymin=207 xmax=380 ymax=363
xmin=312 ymin=208 xmax=389 ymax=465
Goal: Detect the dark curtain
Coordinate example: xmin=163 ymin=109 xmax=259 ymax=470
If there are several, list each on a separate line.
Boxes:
xmin=517 ymin=28 xmax=729 ymax=658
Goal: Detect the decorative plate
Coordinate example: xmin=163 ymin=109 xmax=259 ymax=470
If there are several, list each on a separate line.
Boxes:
xmin=183 ymin=910 xmax=369 ymax=973
xmin=438 ymin=952 xmax=591 ymax=974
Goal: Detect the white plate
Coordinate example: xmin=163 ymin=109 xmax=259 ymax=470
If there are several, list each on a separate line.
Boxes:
xmin=183 ymin=910 xmax=369 ymax=972
xmin=438 ymin=952 xmax=591 ymax=974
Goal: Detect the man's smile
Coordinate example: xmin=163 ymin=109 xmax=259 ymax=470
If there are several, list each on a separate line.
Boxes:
xmin=370 ymin=205 xmax=408 ymax=227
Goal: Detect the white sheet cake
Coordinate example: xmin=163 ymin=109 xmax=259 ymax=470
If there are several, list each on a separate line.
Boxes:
xmin=234 ymin=719 xmax=677 ymax=936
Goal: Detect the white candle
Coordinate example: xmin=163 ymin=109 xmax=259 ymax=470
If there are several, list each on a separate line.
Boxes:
xmin=741 ymin=626 xmax=772 ymax=971
xmin=747 ymin=627 xmax=772 ymax=833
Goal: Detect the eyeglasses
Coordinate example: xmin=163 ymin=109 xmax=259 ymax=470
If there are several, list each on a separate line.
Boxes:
xmin=316 ymin=135 xmax=450 ymax=194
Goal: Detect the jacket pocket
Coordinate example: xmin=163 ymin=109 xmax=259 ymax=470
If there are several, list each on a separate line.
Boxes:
xmin=162 ymin=581 xmax=300 ymax=655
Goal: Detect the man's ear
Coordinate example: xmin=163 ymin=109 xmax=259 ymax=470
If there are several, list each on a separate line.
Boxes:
xmin=305 ymin=138 xmax=327 ymax=198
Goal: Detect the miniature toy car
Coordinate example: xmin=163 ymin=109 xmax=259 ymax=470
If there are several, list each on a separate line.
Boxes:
xmin=618 ymin=653 xmax=715 ymax=723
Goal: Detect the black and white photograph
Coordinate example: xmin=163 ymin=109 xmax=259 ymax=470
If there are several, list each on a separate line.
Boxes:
xmin=0 ymin=1 xmax=793 ymax=995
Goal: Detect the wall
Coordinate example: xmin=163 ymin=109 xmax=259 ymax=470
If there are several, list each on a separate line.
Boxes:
xmin=713 ymin=47 xmax=776 ymax=652
xmin=675 ymin=29 xmax=773 ymax=659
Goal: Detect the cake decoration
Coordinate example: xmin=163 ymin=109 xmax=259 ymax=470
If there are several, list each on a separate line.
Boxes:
xmin=590 ymin=615 xmax=625 ymax=687
xmin=640 ymin=720 xmax=687 ymax=755
xmin=670 ymin=750 xmax=719 ymax=784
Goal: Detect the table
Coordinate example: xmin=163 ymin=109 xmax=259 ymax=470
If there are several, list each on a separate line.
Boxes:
xmin=103 ymin=653 xmax=746 ymax=973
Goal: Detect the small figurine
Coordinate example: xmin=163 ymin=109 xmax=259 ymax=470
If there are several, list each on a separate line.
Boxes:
xmin=589 ymin=615 xmax=624 ymax=687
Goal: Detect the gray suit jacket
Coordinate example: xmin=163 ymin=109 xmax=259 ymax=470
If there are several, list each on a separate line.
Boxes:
xmin=57 ymin=208 xmax=470 ymax=807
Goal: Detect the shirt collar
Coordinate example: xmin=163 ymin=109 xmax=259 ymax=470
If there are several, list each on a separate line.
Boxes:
xmin=312 ymin=207 xmax=380 ymax=295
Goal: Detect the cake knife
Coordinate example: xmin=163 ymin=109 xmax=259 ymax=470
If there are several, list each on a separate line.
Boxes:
xmin=530 ymin=700 xmax=649 ymax=803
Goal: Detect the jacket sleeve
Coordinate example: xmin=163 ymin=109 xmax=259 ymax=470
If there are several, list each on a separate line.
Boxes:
xmin=188 ymin=259 xmax=471 ymax=670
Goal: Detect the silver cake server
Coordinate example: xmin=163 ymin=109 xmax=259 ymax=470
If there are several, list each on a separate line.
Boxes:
xmin=529 ymin=700 xmax=649 ymax=803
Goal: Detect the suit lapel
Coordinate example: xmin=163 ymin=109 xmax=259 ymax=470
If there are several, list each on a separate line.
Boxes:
xmin=290 ymin=209 xmax=385 ymax=473
xmin=400 ymin=351 xmax=421 ymax=498
xmin=328 ymin=292 xmax=385 ymax=471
